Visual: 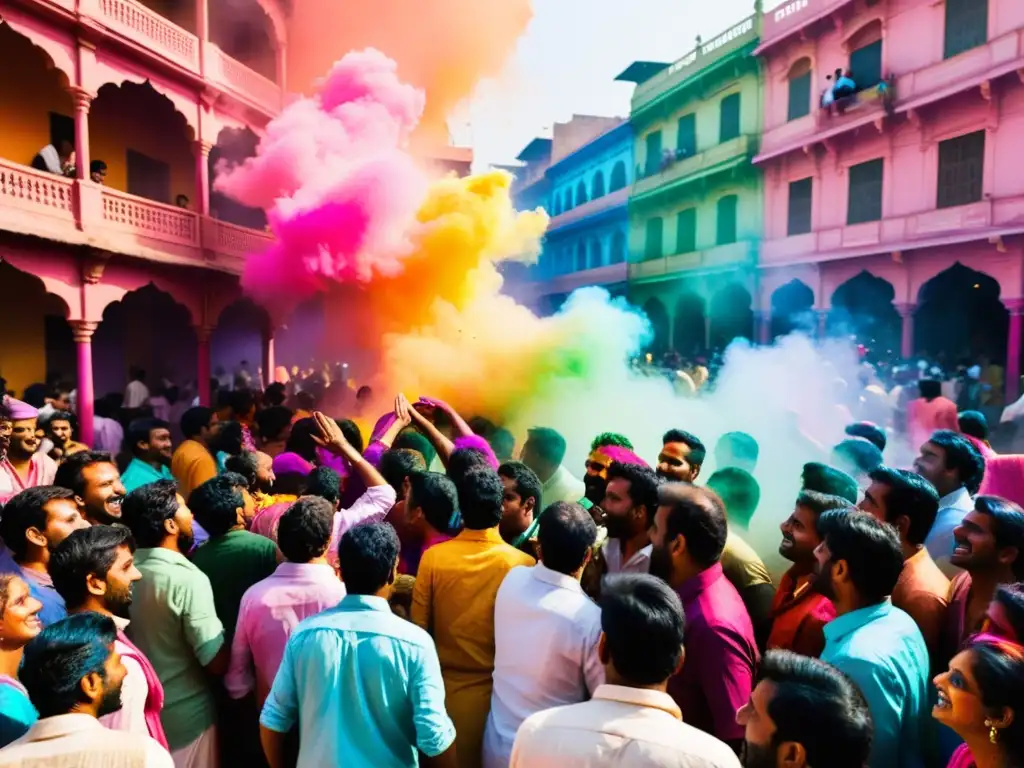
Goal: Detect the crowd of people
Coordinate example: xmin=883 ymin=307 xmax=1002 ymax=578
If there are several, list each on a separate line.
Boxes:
xmin=1 ymin=364 xmax=1024 ymax=768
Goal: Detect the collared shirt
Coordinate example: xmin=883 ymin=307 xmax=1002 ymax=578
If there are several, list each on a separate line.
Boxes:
xmin=191 ymin=530 xmax=279 ymax=646
xmin=0 ymin=546 xmax=66 ymax=627
xmin=669 ymin=562 xmax=758 ymax=743
xmin=93 ymin=416 xmax=124 ymax=455
xmin=170 ymin=440 xmax=217 ymax=503
xmin=0 ymin=713 xmax=172 ymax=768
xmin=261 ymin=594 xmax=455 ymax=767
xmin=121 ymin=458 xmax=175 ymax=494
xmin=226 ymin=562 xmax=346 ymax=703
xmin=411 ymin=528 xmax=536 ymax=765
xmin=398 ymin=528 xmax=451 ymax=578
xmin=604 ymin=540 xmax=652 ymax=575
xmin=326 ymin=484 xmax=397 ymax=567
xmin=821 ymin=600 xmax=930 ymax=768
xmin=925 ymin=487 xmax=972 ymax=578
xmin=541 ymin=465 xmax=586 ymax=506
xmin=0 ymin=454 xmax=58 ymax=505
xmin=767 ymin=567 xmax=835 ymax=658
xmin=941 ymin=572 xmax=981 ymax=662
xmin=128 ymin=547 xmax=225 ymax=751
xmin=509 ymin=684 xmax=742 ymax=768
xmin=892 ymin=548 xmax=950 ymax=655
xmin=100 ymin=615 xmax=148 ymax=738
xmin=483 ymin=563 xmax=604 ymax=768
xmin=124 ymin=380 xmax=151 ymax=409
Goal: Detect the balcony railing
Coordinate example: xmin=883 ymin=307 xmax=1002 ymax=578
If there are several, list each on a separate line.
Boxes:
xmin=0 ymin=157 xmax=271 ymax=271
xmin=634 ymin=135 xmax=757 ymax=199
xmin=629 ymin=240 xmax=755 ymax=282
xmin=208 ymin=46 xmax=281 ymax=113
xmin=634 ymin=14 xmax=758 ymax=111
xmin=547 ymin=187 xmax=629 ymax=231
xmin=91 ymin=0 xmax=200 ymax=71
xmin=759 ymin=0 xmax=855 ymax=52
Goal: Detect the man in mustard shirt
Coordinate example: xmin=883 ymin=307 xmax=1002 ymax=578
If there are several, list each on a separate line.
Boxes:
xmin=412 ymin=467 xmax=535 ymax=768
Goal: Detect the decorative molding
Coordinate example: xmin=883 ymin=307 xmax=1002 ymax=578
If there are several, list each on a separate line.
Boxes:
xmin=990 ymin=235 xmax=1007 ymax=253
xmin=1004 ymin=298 xmax=1024 ymax=316
xmin=980 ymin=80 xmax=992 ymax=102
xmin=893 ymin=301 xmax=916 ymax=318
xmin=194 ymin=139 xmax=216 ymax=158
xmin=65 ymin=85 xmax=95 ymax=112
xmin=80 ymin=253 xmax=108 ymax=284
xmin=69 ymin=320 xmax=99 ymax=343
xmin=194 ymin=324 xmax=217 ymax=343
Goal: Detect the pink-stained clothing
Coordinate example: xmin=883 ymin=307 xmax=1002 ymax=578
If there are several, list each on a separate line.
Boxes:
xmin=978 ymin=454 xmax=1024 ymax=507
xmin=249 ymin=500 xmax=294 ymax=542
xmin=93 ymin=415 xmax=125 ymax=454
xmin=326 ymin=484 xmax=397 ymax=567
xmin=0 ymin=454 xmax=58 ymax=505
xmin=963 ymin=435 xmax=996 ymax=461
xmin=225 ymin=562 xmax=346 ymax=704
xmin=668 ymin=563 xmax=759 ymax=743
xmin=399 ymin=529 xmax=452 ymax=577
xmin=907 ymin=397 xmax=960 ymax=453
xmin=946 ymin=744 xmax=973 ymax=768
xmin=101 ymin=617 xmax=170 ymax=750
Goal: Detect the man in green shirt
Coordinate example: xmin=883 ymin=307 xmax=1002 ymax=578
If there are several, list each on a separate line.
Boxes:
xmin=120 ymin=418 xmax=174 ymax=494
xmin=120 ymin=479 xmax=227 ymax=763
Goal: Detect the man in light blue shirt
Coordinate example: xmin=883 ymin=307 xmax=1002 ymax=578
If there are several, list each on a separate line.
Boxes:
xmin=120 ymin=418 xmax=175 ymax=494
xmin=815 ymin=509 xmax=930 ymax=768
xmin=260 ymin=521 xmax=457 ymax=768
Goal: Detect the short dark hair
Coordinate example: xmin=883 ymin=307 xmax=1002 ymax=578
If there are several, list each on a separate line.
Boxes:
xmin=89 ymin=160 xmax=107 ymax=174
xmin=453 ymin=467 xmax=504 ymax=530
xmin=818 ymin=509 xmax=903 ymax=603
xmin=706 ymin=467 xmax=760 ymax=528
xmin=278 ymin=497 xmax=334 ymax=563
xmin=497 ymin=462 xmax=542 ymax=511
xmin=20 ymin=612 xmax=118 ymax=718
xmin=305 ymin=466 xmax=342 ymax=506
xmin=919 ymin=379 xmax=942 ymax=400
xmin=225 ymin=451 xmax=260 ymax=489
xmin=537 ymin=502 xmax=596 ymax=575
xmin=393 ymin=431 xmax=437 ymax=468
xmin=489 ymin=428 xmax=515 ymax=462
xmin=446 ymin=448 xmax=493 ymax=484
xmin=845 ymin=421 xmax=887 ymax=452
xmin=188 ymin=475 xmax=244 ymax=536
xmin=229 ymin=389 xmax=255 ymax=419
xmin=43 ymin=410 xmax=76 ymax=433
xmin=50 ymin=526 xmax=135 ymax=610
xmin=407 ymin=472 xmax=459 ymax=534
xmin=336 ymin=419 xmax=364 ymax=454
xmin=868 ymin=466 xmax=940 ymax=546
xmin=757 ymin=650 xmax=873 ymax=768
xmin=213 ymin=421 xmax=245 ymax=457
xmin=0 ymin=486 xmax=77 ymax=560
xmin=662 ymin=429 xmax=706 ymax=466
xmin=125 ymin=418 xmax=170 ymax=458
xmin=831 ymin=439 xmax=883 ymax=476
xmin=802 ymin=462 xmax=858 ymax=504
xmin=337 ymin=522 xmax=400 ymax=595
xmin=525 ymin=427 xmax=567 ymax=466
xmin=656 ymin=483 xmax=728 ymax=567
xmin=53 ymin=451 xmax=117 ymax=498
xmin=379 ymin=449 xmax=427 ymax=495
xmin=120 ymin=480 xmax=180 ymax=548
xmin=263 ymin=383 xmax=287 ymax=408
xmin=795 ymin=490 xmax=855 ymax=523
xmin=600 ymin=574 xmax=685 ymax=686
xmin=993 ymin=583 xmax=1024 ymax=640
xmin=591 ymin=432 xmax=633 ymax=452
xmin=285 ymin=418 xmax=319 ymax=463
xmin=255 ymin=406 xmax=293 ymax=441
xmin=958 ymin=410 xmax=989 ymax=441
xmin=974 ymin=496 xmax=1024 ymax=579
xmin=606 ymin=462 xmax=660 ymax=527
xmin=181 ymin=407 xmax=216 ymax=439
xmin=716 ymin=431 xmax=759 ymax=468
xmin=927 ymin=430 xmax=985 ymax=494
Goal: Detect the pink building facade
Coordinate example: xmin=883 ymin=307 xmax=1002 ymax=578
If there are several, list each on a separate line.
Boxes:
xmin=755 ymin=0 xmax=1024 ymax=401
xmin=0 ymin=0 xmax=297 ymax=444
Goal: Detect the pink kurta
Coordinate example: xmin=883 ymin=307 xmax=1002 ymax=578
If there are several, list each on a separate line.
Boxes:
xmin=0 ymin=454 xmax=58 ymax=505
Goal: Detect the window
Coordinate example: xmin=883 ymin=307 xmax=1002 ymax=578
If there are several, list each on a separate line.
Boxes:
xmin=611 ymin=230 xmax=626 ymax=263
xmin=644 ymin=131 xmax=663 ymax=176
xmin=576 ymin=180 xmax=588 ymax=206
xmin=550 ymin=194 xmax=561 ymax=217
xmin=645 ymin=217 xmax=663 ymax=259
xmin=675 ymin=208 xmax=697 ymax=254
xmin=788 ymin=72 xmax=812 ymax=121
xmin=610 ymin=161 xmax=627 ymax=191
xmin=127 ymin=150 xmax=171 ymax=204
xmin=944 ymin=0 xmax=988 ymax=60
xmin=720 ymin=94 xmax=741 ymax=142
xmin=788 ymin=177 xmax=813 ymax=235
xmin=576 ymin=242 xmax=587 ymax=271
xmin=592 ymin=171 xmax=605 ymax=199
xmin=847 ymin=158 xmax=884 ymax=224
xmin=716 ymin=196 xmax=738 ymax=244
xmin=677 ymin=114 xmax=696 ymax=158
xmin=589 ymin=239 xmax=603 ymax=269
xmin=850 ymin=40 xmax=883 ymax=91
xmin=937 ymin=131 xmax=985 ymax=209
xmin=564 ymin=189 xmax=572 ymax=211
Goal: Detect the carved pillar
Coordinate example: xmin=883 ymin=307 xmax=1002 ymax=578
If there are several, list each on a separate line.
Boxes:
xmin=1006 ymin=300 xmax=1024 ymax=405
xmin=70 ymin=321 xmax=99 ymax=447
xmin=756 ymin=310 xmax=771 ymax=345
xmin=895 ymin=302 xmax=916 ymax=360
xmin=276 ymin=41 xmax=287 ymax=107
xmin=815 ymin=309 xmax=829 ymax=339
xmin=194 ymin=140 xmax=215 ymax=216
xmin=196 ymin=0 xmax=209 ymax=73
xmin=263 ymin=323 xmax=276 ymax=388
xmin=195 ymin=325 xmax=215 ymax=406
xmin=66 ymin=86 xmax=94 ymax=181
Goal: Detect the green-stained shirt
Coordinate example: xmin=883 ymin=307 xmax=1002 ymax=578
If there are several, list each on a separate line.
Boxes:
xmin=191 ymin=529 xmax=279 ymax=646
xmin=121 ymin=457 xmax=174 ymax=494
xmin=128 ymin=548 xmax=225 ymax=750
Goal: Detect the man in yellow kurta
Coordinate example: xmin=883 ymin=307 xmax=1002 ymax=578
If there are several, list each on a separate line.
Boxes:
xmin=412 ymin=467 xmax=535 ymax=768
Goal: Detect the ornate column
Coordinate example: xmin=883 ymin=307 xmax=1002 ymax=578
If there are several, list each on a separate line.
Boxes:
xmin=1006 ymin=300 xmax=1024 ymax=405
xmin=70 ymin=321 xmax=98 ymax=448
xmin=895 ymin=302 xmax=916 ymax=360
xmin=196 ymin=325 xmax=214 ymax=406
xmin=196 ymin=0 xmax=210 ymax=74
xmin=815 ymin=309 xmax=829 ymax=339
xmin=276 ymin=41 xmax=287 ymax=108
xmin=193 ymin=140 xmax=214 ymax=217
xmin=66 ymin=86 xmax=94 ymax=180
xmin=756 ymin=311 xmax=771 ymax=345
xmin=263 ymin=323 xmax=276 ymax=388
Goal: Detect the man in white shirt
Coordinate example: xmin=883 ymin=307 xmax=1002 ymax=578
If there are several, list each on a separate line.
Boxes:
xmin=124 ymin=368 xmax=151 ymax=411
xmin=913 ymin=429 xmax=985 ymax=577
xmin=510 ymin=573 xmax=740 ymax=768
xmin=483 ymin=501 xmax=604 ymax=768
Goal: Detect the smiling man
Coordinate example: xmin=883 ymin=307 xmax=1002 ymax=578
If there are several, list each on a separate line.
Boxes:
xmin=656 ymin=429 xmax=706 ymax=483
xmin=0 ymin=398 xmax=58 ymax=505
xmin=54 ymin=451 xmax=127 ymax=526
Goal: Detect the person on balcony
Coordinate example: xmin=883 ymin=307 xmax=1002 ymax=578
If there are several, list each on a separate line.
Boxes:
xmin=31 ymin=140 xmax=74 ymax=177
xmin=89 ymin=161 xmax=107 ymax=185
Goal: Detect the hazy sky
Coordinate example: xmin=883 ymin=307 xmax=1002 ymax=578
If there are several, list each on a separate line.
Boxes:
xmin=452 ymin=0 xmax=759 ymax=167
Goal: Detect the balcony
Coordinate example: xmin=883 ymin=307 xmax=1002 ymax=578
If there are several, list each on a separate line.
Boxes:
xmin=629 ymin=240 xmax=756 ymax=283
xmin=207 ymin=44 xmax=282 ymax=113
xmin=87 ymin=0 xmax=200 ymax=72
xmin=633 ymin=14 xmax=759 ymax=114
xmin=760 ymin=197 xmax=1024 ymax=266
xmin=518 ymin=262 xmax=628 ymax=301
xmin=547 ymin=187 xmax=629 ymax=232
xmin=0 ymin=158 xmax=272 ymax=273
xmin=758 ymin=0 xmax=855 ymax=54
xmin=633 ymin=135 xmax=758 ymax=202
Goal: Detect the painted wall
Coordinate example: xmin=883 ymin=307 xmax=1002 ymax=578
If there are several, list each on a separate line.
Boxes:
xmin=548 ymin=137 xmax=633 ymax=217
xmin=137 ymin=0 xmax=196 ymax=34
xmin=542 ymin=215 xmax=629 ymax=277
xmin=0 ymin=264 xmax=51 ymax=395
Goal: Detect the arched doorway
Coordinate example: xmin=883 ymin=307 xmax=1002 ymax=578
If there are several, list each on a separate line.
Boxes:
xmin=0 ymin=261 xmax=71 ymax=397
xmin=210 ymin=126 xmax=268 ymax=229
xmin=209 ymin=0 xmax=279 ymax=81
xmin=610 ymin=161 xmax=627 ymax=192
xmin=642 ymin=297 xmax=670 ymax=356
xmin=771 ymin=279 xmax=815 ymax=338
xmin=916 ymin=263 xmax=1008 ymax=366
xmin=709 ymin=283 xmax=754 ymax=350
xmin=829 ymin=271 xmax=900 ymax=361
xmin=673 ymin=292 xmax=707 ymax=357
xmin=212 ymin=298 xmax=270 ymax=387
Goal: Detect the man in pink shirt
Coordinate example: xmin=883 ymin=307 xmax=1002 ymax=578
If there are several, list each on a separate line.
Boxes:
xmin=226 ymin=496 xmax=346 ymax=707
xmin=0 ymin=398 xmax=57 ymax=505
xmin=907 ymin=379 xmax=959 ymax=454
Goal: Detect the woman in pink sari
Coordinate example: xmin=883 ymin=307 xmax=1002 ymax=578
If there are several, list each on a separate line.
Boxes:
xmin=933 ymin=634 xmax=1024 ymax=767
